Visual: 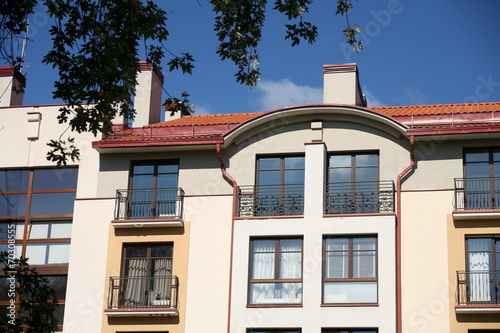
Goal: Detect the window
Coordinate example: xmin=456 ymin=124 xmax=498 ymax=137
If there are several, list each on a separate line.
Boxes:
xmin=0 ymin=167 xmax=77 ymax=330
xmin=461 ymin=236 xmax=500 ymax=304
xmin=107 ymin=243 xmax=177 ymax=309
xmin=249 ymin=238 xmax=302 ymax=305
xmin=323 ymin=236 xmax=377 ymax=304
xmin=321 ymin=328 xmax=378 ymax=333
xmin=248 ymin=329 xmax=301 ymax=333
xmin=128 ymin=160 xmax=179 ymax=218
xmin=254 ymin=156 xmax=305 ymax=216
xmin=326 ymin=153 xmax=387 ymax=214
xmin=462 ymin=148 xmax=500 ymax=209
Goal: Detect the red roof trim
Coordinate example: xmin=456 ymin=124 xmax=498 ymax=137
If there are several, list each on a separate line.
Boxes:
xmin=407 ymin=124 xmax=500 ymax=136
xmin=92 ymin=137 xmax=224 ymax=149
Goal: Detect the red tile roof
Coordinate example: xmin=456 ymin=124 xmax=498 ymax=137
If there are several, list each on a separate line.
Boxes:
xmin=147 ymin=112 xmax=264 ymax=127
xmin=371 ymin=102 xmax=500 ymax=117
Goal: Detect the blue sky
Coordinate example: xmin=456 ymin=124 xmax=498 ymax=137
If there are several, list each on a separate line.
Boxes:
xmin=17 ymin=0 xmax=500 ymax=117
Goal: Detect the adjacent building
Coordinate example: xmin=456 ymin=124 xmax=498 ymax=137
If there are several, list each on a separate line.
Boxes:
xmin=1 ymin=63 xmax=499 ymax=333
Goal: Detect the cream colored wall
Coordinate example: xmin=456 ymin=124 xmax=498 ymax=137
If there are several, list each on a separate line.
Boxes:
xmin=100 ymin=222 xmax=190 ymax=333
xmin=447 ymin=217 xmax=500 ymax=332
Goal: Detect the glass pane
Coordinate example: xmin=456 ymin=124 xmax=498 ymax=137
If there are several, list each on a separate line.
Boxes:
xmin=133 ymin=164 xmax=154 ymax=174
xmin=0 ymin=194 xmax=27 ymax=216
xmin=249 ymin=282 xmax=302 ymax=304
xmin=468 ymin=238 xmax=491 ymax=252
xmin=30 ymin=222 xmax=49 ymax=238
xmin=253 ymin=253 xmax=274 ymax=279
xmin=125 ymin=245 xmax=148 ymax=258
xmin=356 ymin=167 xmax=378 ymax=182
xmin=253 ymin=239 xmax=275 ymax=252
xmin=326 ymin=238 xmax=348 ymax=251
xmin=258 ymin=170 xmax=280 ymax=186
xmin=356 ymin=154 xmax=378 ymax=166
xmin=0 ymin=222 xmax=24 ymax=240
xmin=279 ymin=252 xmax=301 ymax=278
xmin=330 ymin=155 xmax=351 ymax=167
xmin=323 ymin=281 xmax=377 ymax=303
xmin=0 ymin=170 xmax=29 ymax=192
xmin=25 ymin=244 xmax=47 ymax=265
xmin=259 ymin=158 xmax=280 ymax=170
xmin=158 ymin=164 xmax=179 ymax=174
xmin=47 ymin=243 xmax=70 ymax=264
xmin=280 ymin=239 xmax=302 ymax=251
xmin=330 ymin=168 xmax=350 ymax=183
xmin=284 ymin=169 xmax=304 ymax=185
xmin=284 ymin=157 xmax=304 ymax=169
xmin=33 ymin=168 xmax=78 ymax=191
xmin=353 ymin=238 xmax=376 ymax=250
xmin=353 ymin=251 xmax=376 ymax=278
xmin=44 ymin=276 xmax=68 ymax=299
xmin=325 ymin=252 xmax=348 ymax=278
xmin=157 ymin=174 xmax=178 ymax=188
xmin=466 ymin=163 xmax=490 ymax=178
xmin=30 ymin=192 xmax=76 ymax=215
xmin=132 ymin=174 xmax=154 ymax=189
xmin=466 ymin=152 xmax=489 ymax=163
xmin=151 ymin=244 xmax=173 ymax=258
xmin=49 ymin=222 xmax=72 ymax=238
xmin=494 ymin=163 xmax=500 ymax=177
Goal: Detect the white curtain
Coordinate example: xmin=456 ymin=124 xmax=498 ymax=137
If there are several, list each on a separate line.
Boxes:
xmin=124 ymin=258 xmax=147 ymax=306
xmin=151 ymin=258 xmax=172 ymax=306
xmin=468 ymin=239 xmax=492 ymax=302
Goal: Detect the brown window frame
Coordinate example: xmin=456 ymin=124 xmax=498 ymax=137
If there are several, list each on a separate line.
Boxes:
xmin=322 ymin=235 xmax=378 ymax=305
xmin=327 ymin=152 xmax=379 ymax=184
xmin=248 ymin=237 xmax=303 ymax=306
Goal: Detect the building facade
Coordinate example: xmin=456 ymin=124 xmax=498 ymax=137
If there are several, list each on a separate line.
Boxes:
xmin=0 ymin=63 xmax=499 ymax=333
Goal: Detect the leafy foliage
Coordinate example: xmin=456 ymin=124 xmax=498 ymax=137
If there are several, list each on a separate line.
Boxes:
xmin=46 ymin=137 xmax=80 ymax=166
xmin=0 ymin=0 xmax=362 ymax=163
xmin=0 ymin=252 xmax=59 ymax=333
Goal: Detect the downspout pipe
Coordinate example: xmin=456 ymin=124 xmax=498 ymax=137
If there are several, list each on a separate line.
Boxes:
xmin=395 ymin=135 xmax=415 ymax=333
xmin=216 ymin=143 xmax=237 ymax=333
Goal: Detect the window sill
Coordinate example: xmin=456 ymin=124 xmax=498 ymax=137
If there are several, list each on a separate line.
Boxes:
xmin=104 ymin=308 xmax=179 ymax=317
xmin=452 ymin=210 xmax=500 ymax=220
xmin=455 ymin=305 xmax=500 ymax=314
xmin=246 ymin=303 xmax=302 ymax=308
xmin=111 ymin=218 xmax=183 ymax=228
xmin=321 ymin=303 xmax=379 ymax=307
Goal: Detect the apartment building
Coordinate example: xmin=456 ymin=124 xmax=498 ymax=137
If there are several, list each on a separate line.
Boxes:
xmin=0 ymin=63 xmax=499 ymax=333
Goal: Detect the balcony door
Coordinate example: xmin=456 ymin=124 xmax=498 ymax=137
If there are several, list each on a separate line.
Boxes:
xmin=464 ymin=148 xmax=500 ymax=209
xmin=255 ymin=156 xmax=305 ymax=216
xmin=466 ymin=236 xmax=500 ymax=303
xmin=327 ymin=153 xmax=379 ymax=214
xmin=121 ymin=243 xmax=173 ymax=307
xmin=129 ymin=160 xmax=179 ymax=218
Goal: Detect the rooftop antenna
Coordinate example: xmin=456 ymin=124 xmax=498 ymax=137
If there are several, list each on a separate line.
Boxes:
xmin=20 ymin=17 xmax=29 ymax=73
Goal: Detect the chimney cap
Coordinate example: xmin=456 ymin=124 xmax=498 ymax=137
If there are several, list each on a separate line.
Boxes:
xmin=323 ymin=63 xmax=358 ymax=74
xmin=137 ymin=61 xmax=164 ymax=84
xmin=0 ymin=66 xmax=26 ymax=87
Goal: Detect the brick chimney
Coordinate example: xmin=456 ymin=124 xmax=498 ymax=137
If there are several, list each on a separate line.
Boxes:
xmin=132 ymin=61 xmax=164 ymax=127
xmin=0 ymin=67 xmax=26 ymax=107
xmin=323 ymin=63 xmax=366 ymax=107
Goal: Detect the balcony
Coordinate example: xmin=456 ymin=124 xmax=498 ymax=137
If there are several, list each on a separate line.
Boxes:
xmin=237 ymin=184 xmax=304 ymax=217
xmin=105 ymin=275 xmax=179 ymax=317
xmin=453 ymin=178 xmax=500 ymax=219
xmin=325 ymin=180 xmax=395 ymax=215
xmin=112 ymin=188 xmax=184 ymax=227
xmin=456 ymin=270 xmax=500 ymax=313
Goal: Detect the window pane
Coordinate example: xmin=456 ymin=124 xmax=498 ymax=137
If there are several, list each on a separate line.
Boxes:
xmin=0 ymin=243 xmax=22 ymax=258
xmin=30 ymin=222 xmax=49 ymax=238
xmin=151 ymin=244 xmax=173 ymax=258
xmin=44 ymin=276 xmax=68 ymax=299
xmin=466 ymin=152 xmax=489 ymax=163
xmin=157 ymin=174 xmax=178 ymax=188
xmin=258 ymin=170 xmax=280 ymax=186
xmin=133 ymin=164 xmax=154 ymax=174
xmin=355 ymin=167 xmax=378 ymax=182
xmin=326 ymin=238 xmax=348 ymax=251
xmin=249 ymin=282 xmax=302 ymax=304
xmin=353 ymin=238 xmax=376 ymax=250
xmin=132 ymin=174 xmax=154 ymax=189
xmin=330 ymin=169 xmax=350 ymax=183
xmin=158 ymin=164 xmax=179 ymax=174
xmin=259 ymin=158 xmax=280 ymax=170
xmin=353 ymin=251 xmax=376 ymax=278
xmin=468 ymin=238 xmax=491 ymax=252
xmin=50 ymin=222 xmax=72 ymax=238
xmin=284 ymin=169 xmax=304 ymax=185
xmin=0 ymin=194 xmax=27 ymax=216
xmin=325 ymin=252 xmax=348 ymax=278
xmin=0 ymin=170 xmax=29 ymax=192
xmin=30 ymin=192 xmax=76 ymax=215
xmin=279 ymin=252 xmax=301 ymax=278
xmin=284 ymin=157 xmax=304 ymax=169
xmin=25 ymin=244 xmax=47 ymax=265
xmin=253 ymin=253 xmax=274 ymax=279
xmin=356 ymin=154 xmax=378 ymax=166
xmin=324 ymin=281 xmax=377 ymax=303
xmin=33 ymin=168 xmax=78 ymax=191
xmin=47 ymin=243 xmax=70 ymax=264
xmin=330 ymin=155 xmax=351 ymax=167
xmin=125 ymin=245 xmax=148 ymax=258
xmin=466 ymin=163 xmax=490 ymax=178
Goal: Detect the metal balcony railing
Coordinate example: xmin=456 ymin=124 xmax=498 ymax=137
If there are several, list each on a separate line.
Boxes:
xmin=114 ymin=188 xmax=184 ymax=220
xmin=454 ymin=177 xmax=500 ymax=210
xmin=108 ymin=275 xmax=179 ymax=309
xmin=237 ymin=184 xmax=304 ymax=217
xmin=456 ymin=270 xmax=500 ymax=305
xmin=325 ymin=180 xmax=395 ymax=214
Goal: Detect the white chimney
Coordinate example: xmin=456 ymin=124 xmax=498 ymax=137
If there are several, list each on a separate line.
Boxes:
xmin=323 ymin=63 xmax=366 ymax=107
xmin=0 ymin=67 xmax=26 ymax=107
xmin=132 ymin=61 xmax=164 ymax=127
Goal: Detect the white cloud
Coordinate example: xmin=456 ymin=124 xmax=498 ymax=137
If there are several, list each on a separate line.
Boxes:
xmin=192 ymin=104 xmax=212 ymax=115
xmin=255 ymin=79 xmax=322 ymax=111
